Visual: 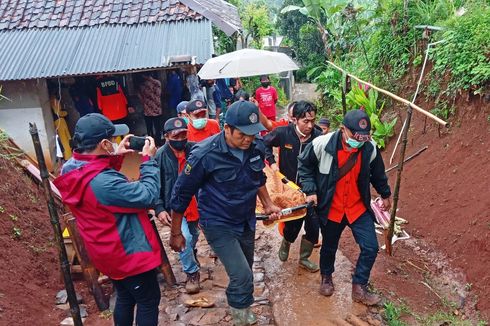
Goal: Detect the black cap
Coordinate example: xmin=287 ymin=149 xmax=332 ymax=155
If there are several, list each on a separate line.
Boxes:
xmin=225 ymin=100 xmax=266 ymax=136
xmin=187 ymin=99 xmax=207 ymax=113
xmin=342 ymin=109 xmax=371 ymax=142
xmin=164 ymin=117 xmax=187 ymax=134
xmin=73 ymin=113 xmax=129 ymax=147
xmin=318 ymin=117 xmax=330 ymax=126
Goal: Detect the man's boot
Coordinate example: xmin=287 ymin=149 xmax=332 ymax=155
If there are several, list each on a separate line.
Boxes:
xmin=185 ymin=271 xmax=200 ymax=294
xmin=352 ymin=283 xmax=382 ymax=306
xmin=278 ymin=238 xmax=291 ymax=262
xmin=230 ymin=307 xmax=257 ymax=326
xmin=299 ymin=236 xmax=319 ymax=272
xmin=319 ymin=274 xmax=334 ymax=296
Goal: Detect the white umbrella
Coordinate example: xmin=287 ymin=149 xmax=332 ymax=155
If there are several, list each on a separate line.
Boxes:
xmin=197 ymin=48 xmax=299 ymax=79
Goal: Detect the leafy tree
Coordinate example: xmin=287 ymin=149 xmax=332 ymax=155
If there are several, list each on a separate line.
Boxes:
xmin=240 ymin=2 xmax=276 ymax=48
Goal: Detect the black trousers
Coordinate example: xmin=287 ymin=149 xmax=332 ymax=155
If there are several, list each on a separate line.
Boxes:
xmin=283 ymin=211 xmax=320 ymax=244
xmin=144 ymin=115 xmax=163 ymax=145
xmin=112 ymin=269 xmax=161 ymax=326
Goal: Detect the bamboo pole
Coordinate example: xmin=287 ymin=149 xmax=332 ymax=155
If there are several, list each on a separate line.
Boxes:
xmin=385 ymin=105 xmax=413 ymax=255
xmin=29 ymin=123 xmax=83 ymax=326
xmin=325 ymin=60 xmax=448 ymax=126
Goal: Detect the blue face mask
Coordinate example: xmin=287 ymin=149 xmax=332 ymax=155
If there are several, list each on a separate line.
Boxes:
xmin=182 ymin=117 xmax=189 ymax=124
xmin=346 ymin=137 xmax=364 ymax=149
xmin=192 ymin=118 xmax=207 ymax=130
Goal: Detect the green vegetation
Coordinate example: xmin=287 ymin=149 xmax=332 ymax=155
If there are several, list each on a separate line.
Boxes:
xmin=384 ymin=301 xmax=409 ymax=326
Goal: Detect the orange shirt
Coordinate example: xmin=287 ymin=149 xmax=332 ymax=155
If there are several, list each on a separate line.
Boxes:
xmin=328 ymin=144 xmax=366 ymax=224
xmin=176 ymin=152 xmax=199 ymax=222
xmin=270 ymin=119 xmax=289 ymax=130
xmin=187 ymin=119 xmax=220 ymax=142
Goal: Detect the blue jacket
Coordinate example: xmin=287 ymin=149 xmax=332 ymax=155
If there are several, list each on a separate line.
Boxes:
xmin=170 ymin=132 xmax=267 ymax=232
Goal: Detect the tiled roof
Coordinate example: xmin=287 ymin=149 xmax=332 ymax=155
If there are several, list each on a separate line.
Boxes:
xmin=0 ymin=0 xmax=203 ymax=30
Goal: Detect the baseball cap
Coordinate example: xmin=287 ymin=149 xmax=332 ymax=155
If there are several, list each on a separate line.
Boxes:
xmin=73 ymin=113 xmax=129 ymax=147
xmin=164 ymin=117 xmax=187 ymax=135
xmin=318 ymin=117 xmax=330 ymax=127
xmin=225 ymin=100 xmax=266 ymax=136
xmin=342 ymin=109 xmax=371 ymax=142
xmin=176 ymin=101 xmax=188 ymax=114
xmin=187 ymin=99 xmax=207 ymax=114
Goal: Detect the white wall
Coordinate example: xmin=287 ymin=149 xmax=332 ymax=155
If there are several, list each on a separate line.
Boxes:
xmin=0 ymin=79 xmax=56 ymax=169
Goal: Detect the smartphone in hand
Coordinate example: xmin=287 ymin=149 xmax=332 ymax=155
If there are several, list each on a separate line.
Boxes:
xmin=128 ymin=136 xmax=147 ymax=151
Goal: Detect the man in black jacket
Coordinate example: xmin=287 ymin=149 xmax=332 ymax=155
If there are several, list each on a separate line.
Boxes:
xmin=154 ymin=118 xmax=201 ymax=294
xmin=264 ymin=101 xmax=322 ymax=272
xmin=298 ymin=109 xmax=392 ymax=305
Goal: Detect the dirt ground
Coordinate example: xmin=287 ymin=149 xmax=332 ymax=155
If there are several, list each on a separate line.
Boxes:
xmin=0 ymin=83 xmax=488 ymax=325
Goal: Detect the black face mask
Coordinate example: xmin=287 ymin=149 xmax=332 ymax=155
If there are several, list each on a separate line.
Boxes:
xmin=169 ymin=139 xmax=187 ymax=151
xmin=261 ymin=82 xmax=270 ymax=88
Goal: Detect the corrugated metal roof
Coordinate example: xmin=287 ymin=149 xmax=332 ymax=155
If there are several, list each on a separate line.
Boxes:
xmin=0 ymin=20 xmax=213 ymax=81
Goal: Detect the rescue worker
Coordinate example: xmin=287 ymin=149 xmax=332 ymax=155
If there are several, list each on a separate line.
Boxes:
xmin=264 ymin=100 xmax=322 ymax=272
xmin=298 ymin=109 xmax=392 ymax=306
xmin=184 ymin=99 xmax=221 ymax=142
xmin=169 ymin=100 xmax=281 ymax=325
xmin=54 ymin=114 xmax=161 ymax=326
xmin=154 ymin=118 xmax=201 ymax=294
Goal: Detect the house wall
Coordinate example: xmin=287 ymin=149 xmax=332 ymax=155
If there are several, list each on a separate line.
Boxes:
xmin=0 ymin=79 xmax=56 ymax=170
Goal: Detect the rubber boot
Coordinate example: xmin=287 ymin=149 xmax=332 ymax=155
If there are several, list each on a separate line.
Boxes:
xmin=352 ymin=283 xmax=382 ymax=306
xmin=185 ymin=271 xmax=200 ymax=294
xmin=299 ymin=236 xmax=319 ymax=272
xmin=230 ymin=307 xmax=255 ymax=326
xmin=246 ymin=308 xmax=257 ymax=325
xmin=278 ymin=238 xmax=291 ymax=262
xmin=319 ymin=274 xmax=334 ymax=296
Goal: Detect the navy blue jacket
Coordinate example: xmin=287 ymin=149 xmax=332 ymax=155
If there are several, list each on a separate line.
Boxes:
xmin=170 ymin=132 xmax=267 ymax=232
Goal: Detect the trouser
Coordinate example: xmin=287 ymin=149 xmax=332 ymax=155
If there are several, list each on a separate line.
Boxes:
xmin=180 ymin=219 xmax=200 ymax=274
xmin=112 ymin=269 xmax=161 ymax=326
xmin=144 ymin=115 xmax=163 ymax=145
xmin=283 ymin=212 xmax=320 ymax=244
xmin=202 ymin=224 xmax=255 ymax=309
xmin=319 ymin=211 xmax=379 ymax=285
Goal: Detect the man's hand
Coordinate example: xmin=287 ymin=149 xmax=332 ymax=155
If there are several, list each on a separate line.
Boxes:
xmin=263 ymin=203 xmax=282 ymax=221
xmin=270 ymin=163 xmax=279 ymax=172
xmin=116 ymin=134 xmax=135 ymax=156
xmin=169 ymin=234 xmax=186 ymax=252
xmin=157 ymin=211 xmax=172 ymax=226
xmin=141 ymin=136 xmax=157 ymax=157
xmin=380 ymin=197 xmax=392 ymax=211
xmin=306 ymin=194 xmax=318 ymax=206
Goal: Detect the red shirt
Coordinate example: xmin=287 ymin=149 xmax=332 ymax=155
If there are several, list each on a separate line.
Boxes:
xmin=328 ymin=143 xmax=366 ymax=224
xmin=187 ymin=119 xmax=220 ymax=142
xmin=176 ymin=152 xmax=199 ymax=222
xmin=255 ymin=86 xmax=278 ymax=120
xmin=270 ymin=119 xmax=289 ymax=130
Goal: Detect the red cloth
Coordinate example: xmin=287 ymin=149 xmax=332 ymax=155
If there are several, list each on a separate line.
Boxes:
xmin=255 ymin=86 xmax=278 ymax=120
xmin=187 ymin=119 xmax=220 ymax=142
xmin=328 ymin=144 xmax=366 ymax=224
xmin=97 ymin=85 xmax=128 ymax=121
xmin=54 ymin=153 xmax=161 ymax=279
xmin=176 ymin=153 xmax=199 ymax=222
xmin=270 ymin=119 xmax=289 ymax=130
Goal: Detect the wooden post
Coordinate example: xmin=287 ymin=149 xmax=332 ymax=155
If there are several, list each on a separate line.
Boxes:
xmin=64 ymin=214 xmax=109 ymax=311
xmin=29 ymin=123 xmax=83 ymax=326
xmin=341 ymin=73 xmax=347 ymax=115
xmin=385 ymin=105 xmax=413 ymax=255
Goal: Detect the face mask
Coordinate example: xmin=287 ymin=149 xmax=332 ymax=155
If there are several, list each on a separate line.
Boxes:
xmin=346 ymin=137 xmax=364 ymax=149
xmin=261 ymin=82 xmax=270 ymax=88
xmin=295 ymin=124 xmax=307 ymax=137
xmin=192 ymin=118 xmax=207 ymax=130
xmin=182 ymin=117 xmax=189 ymax=124
xmin=169 ymin=139 xmax=187 ymax=151
xmin=111 ymin=142 xmax=119 ymax=153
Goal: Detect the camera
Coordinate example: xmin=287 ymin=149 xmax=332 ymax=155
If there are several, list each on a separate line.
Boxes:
xmin=128 ymin=136 xmax=147 ymax=151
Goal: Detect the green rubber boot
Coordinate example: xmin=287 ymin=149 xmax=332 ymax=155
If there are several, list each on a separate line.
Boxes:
xmin=299 ymin=235 xmax=320 ymax=272
xmin=278 ymin=238 xmax=291 ymax=262
xmin=230 ymin=307 xmax=257 ymax=325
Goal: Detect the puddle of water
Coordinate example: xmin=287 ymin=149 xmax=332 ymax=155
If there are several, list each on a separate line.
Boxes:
xmin=260 ymin=227 xmax=367 ymax=325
